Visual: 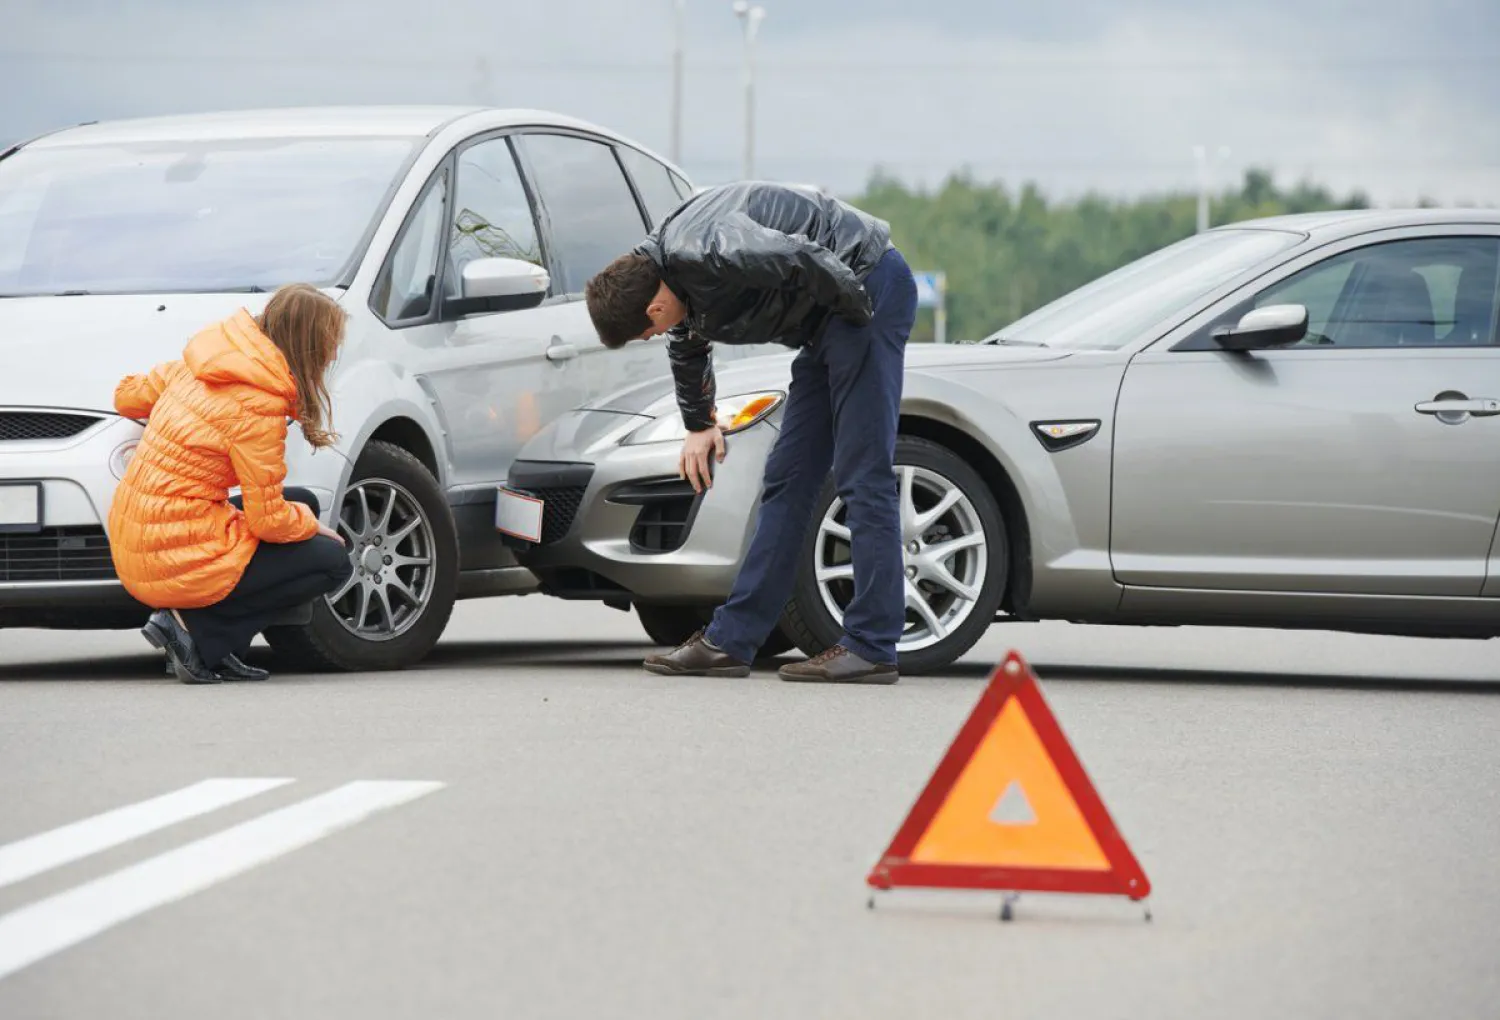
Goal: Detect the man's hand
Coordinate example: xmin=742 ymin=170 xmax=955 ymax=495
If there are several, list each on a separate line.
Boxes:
xmin=679 ymin=426 xmax=727 ymax=493
xmin=317 ymin=522 xmax=346 ymax=547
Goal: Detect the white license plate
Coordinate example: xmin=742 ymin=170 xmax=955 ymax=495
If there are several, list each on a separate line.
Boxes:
xmin=0 ymin=483 xmax=42 ymax=532
xmin=495 ymin=487 xmax=544 ymax=543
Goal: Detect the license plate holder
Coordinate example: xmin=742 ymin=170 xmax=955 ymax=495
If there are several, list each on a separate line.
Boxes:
xmin=495 ymin=487 xmax=544 ymax=545
xmin=0 ymin=482 xmax=43 ymax=534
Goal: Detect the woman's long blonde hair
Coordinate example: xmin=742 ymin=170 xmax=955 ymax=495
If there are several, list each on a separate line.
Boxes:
xmin=256 ymin=283 xmax=346 ymax=449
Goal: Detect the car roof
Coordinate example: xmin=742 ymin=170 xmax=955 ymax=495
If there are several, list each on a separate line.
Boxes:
xmin=1223 ymin=207 xmax=1500 ymax=237
xmin=21 ymin=106 xmax=670 ymax=159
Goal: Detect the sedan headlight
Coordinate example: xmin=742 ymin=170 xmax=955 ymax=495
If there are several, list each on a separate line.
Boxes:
xmin=623 ymin=391 xmax=785 ymax=446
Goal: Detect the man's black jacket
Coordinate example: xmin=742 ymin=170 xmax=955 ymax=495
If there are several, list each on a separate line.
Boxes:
xmin=634 ymin=182 xmax=892 ymax=432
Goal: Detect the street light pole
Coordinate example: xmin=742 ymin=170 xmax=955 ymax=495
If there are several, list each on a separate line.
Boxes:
xmin=732 ymin=1 xmax=765 ymax=180
xmin=1194 ymin=144 xmax=1232 ymax=233
xmin=671 ymin=0 xmax=685 ymax=166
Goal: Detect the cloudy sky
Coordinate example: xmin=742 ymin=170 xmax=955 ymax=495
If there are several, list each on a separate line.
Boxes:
xmin=4 ymin=0 xmax=1497 ymax=205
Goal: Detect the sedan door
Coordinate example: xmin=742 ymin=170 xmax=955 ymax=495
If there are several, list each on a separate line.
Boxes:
xmin=1111 ymin=229 xmax=1500 ymax=597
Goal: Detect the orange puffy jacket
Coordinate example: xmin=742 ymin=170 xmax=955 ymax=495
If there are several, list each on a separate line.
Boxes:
xmin=107 ymin=309 xmax=320 ymax=609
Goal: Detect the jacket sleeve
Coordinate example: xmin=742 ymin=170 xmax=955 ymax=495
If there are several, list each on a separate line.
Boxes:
xmin=706 ymin=212 xmax=875 ymax=326
xmin=225 ymin=413 xmax=320 ymax=543
xmin=114 ymin=364 xmax=173 ymax=419
xmin=666 ymin=325 xmax=718 ymax=432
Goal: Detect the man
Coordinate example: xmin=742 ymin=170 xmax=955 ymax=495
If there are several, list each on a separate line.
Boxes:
xmin=585 ymin=182 xmax=916 ymax=684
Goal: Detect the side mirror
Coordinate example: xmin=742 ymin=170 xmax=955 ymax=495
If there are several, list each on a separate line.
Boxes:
xmin=450 ymin=257 xmax=550 ymax=316
xmin=1212 ymin=303 xmax=1308 ymax=352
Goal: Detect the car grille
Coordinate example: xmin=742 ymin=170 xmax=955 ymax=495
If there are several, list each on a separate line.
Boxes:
xmin=505 ymin=461 xmax=596 ymax=546
xmin=608 ymin=479 xmax=701 ymax=554
xmin=0 ymin=412 xmax=103 ymax=442
xmin=525 ymin=486 xmax=587 ymax=544
xmin=0 ymin=527 xmax=117 ymax=582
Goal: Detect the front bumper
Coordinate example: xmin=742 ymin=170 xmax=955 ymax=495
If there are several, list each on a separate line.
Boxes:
xmin=0 ymin=410 xmax=334 ymax=624
xmin=508 ymin=409 xmax=779 ymax=605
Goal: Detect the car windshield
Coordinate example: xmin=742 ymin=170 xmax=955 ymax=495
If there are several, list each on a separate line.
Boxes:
xmin=0 ymin=136 xmax=419 ymax=296
xmin=981 ymin=227 xmax=1303 ymax=351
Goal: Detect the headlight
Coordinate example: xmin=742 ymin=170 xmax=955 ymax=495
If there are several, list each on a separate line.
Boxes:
xmin=623 ymin=391 xmax=784 ymax=446
xmin=109 ymin=440 xmax=140 ymax=480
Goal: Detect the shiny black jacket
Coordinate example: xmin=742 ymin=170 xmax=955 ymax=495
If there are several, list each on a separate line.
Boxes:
xmin=635 ymin=182 xmax=892 ymax=431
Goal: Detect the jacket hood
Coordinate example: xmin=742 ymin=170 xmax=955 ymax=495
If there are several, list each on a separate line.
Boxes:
xmin=183 ymin=309 xmax=298 ymax=407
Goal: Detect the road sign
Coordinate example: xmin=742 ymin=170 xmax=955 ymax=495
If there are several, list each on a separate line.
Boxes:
xmin=912 ymin=271 xmax=944 ymax=309
xmin=911 ymin=270 xmax=948 ymax=343
xmin=867 ymin=650 xmax=1150 ymax=910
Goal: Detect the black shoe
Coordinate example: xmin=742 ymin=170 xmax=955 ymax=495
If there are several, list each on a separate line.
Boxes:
xmin=142 ymin=610 xmax=222 ymax=685
xmin=217 ymin=654 xmax=270 ymax=682
xmin=779 ymin=645 xmax=899 ymax=685
xmin=643 ymin=629 xmax=751 ymax=677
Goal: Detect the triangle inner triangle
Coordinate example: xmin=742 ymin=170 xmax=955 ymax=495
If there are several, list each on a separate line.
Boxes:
xmin=989 ymin=780 xmax=1037 ymax=826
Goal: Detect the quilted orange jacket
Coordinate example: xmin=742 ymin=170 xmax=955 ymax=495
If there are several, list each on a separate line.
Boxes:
xmin=107 ymin=309 xmax=320 ymax=608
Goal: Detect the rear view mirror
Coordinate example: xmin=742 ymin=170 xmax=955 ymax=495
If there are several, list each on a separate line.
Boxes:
xmin=451 ymin=257 xmax=549 ymax=316
xmin=1212 ymin=303 xmax=1308 ymax=352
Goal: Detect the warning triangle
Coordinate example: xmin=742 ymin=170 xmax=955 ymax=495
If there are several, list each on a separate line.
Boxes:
xmin=868 ymin=650 xmax=1150 ymax=901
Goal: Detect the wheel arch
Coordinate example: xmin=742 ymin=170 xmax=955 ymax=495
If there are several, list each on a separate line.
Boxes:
xmin=898 ymin=413 xmax=1033 ymax=615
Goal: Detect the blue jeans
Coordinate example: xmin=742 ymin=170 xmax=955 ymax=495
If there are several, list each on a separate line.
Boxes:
xmin=706 ymin=247 xmax=917 ymax=665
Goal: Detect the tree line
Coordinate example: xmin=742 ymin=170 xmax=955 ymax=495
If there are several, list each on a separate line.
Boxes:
xmin=845 ymin=168 xmax=1377 ymax=343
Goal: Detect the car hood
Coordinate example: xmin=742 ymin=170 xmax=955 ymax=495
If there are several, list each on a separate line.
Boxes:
xmin=578 ymin=341 xmax=1072 ymax=416
xmin=0 ymin=292 xmax=313 ymax=413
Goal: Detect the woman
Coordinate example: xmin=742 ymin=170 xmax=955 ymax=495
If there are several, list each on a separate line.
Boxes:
xmin=108 ymin=283 xmax=354 ymax=684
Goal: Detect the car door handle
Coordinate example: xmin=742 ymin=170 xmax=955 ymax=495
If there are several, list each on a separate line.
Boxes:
xmin=545 ymin=339 xmax=578 ymax=363
xmin=1415 ymin=397 xmax=1500 ymax=417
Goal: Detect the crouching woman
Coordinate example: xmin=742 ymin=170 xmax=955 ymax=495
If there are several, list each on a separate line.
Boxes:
xmin=108 ymin=283 xmax=354 ymax=683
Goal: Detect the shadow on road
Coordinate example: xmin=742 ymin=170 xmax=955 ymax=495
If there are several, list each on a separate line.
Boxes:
xmin=6 ymin=638 xmax=1498 ymax=693
xmin=940 ymin=659 xmax=1500 ymax=695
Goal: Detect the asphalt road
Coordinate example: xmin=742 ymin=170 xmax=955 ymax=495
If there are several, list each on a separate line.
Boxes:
xmin=2 ymin=597 xmax=1498 ymax=1019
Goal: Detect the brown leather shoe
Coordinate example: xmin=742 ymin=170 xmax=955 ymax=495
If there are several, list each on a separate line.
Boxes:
xmin=778 ymin=645 xmax=899 ymax=684
xmin=643 ymin=630 xmax=751 ymax=677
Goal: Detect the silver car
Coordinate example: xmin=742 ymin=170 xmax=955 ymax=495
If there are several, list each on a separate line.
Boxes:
xmin=506 ymin=209 xmax=1500 ymax=673
xmin=0 ymin=105 xmax=777 ymax=669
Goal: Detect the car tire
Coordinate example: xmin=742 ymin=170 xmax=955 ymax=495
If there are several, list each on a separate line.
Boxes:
xmin=266 ymin=440 xmax=458 ymax=672
xmin=635 ymin=603 xmax=796 ymax=660
xmin=780 ymin=436 xmax=1008 ymax=675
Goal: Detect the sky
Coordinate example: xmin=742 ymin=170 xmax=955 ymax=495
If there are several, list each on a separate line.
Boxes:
xmin=3 ymin=0 xmax=1498 ymax=206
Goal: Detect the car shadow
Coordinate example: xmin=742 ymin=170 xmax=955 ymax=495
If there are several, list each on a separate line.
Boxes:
xmin=938 ymin=658 xmax=1500 ymax=694
xmin=6 ymin=640 xmax=1497 ymax=693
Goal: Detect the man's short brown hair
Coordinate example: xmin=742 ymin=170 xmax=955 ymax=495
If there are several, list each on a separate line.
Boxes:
xmin=585 ymin=252 xmax=661 ymax=349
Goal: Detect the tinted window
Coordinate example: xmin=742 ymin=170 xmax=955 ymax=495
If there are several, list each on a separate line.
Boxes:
xmin=521 ymin=133 xmax=649 ymax=293
xmin=373 ymin=170 xmax=448 ymax=323
xmin=617 ymin=146 xmax=687 ymax=228
xmin=0 ymin=137 xmax=416 ymax=296
xmin=446 ymin=137 xmax=543 ymax=300
xmin=1202 ymin=236 xmax=1500 ymax=348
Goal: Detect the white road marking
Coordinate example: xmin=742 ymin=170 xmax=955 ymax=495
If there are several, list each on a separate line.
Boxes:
xmin=0 ymin=778 xmax=293 ymax=891
xmin=0 ymin=780 xmax=443 ymax=982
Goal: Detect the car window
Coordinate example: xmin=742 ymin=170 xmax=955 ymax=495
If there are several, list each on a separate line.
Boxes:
xmin=520 ymin=133 xmax=650 ymax=294
xmin=1198 ymin=236 xmax=1500 ymax=349
xmin=669 ymin=171 xmax=693 ymax=200
xmin=372 ymin=170 xmax=448 ymax=323
xmin=445 ymin=137 xmax=544 ymax=301
xmin=616 ymin=146 xmax=687 ymax=228
xmin=983 ymin=228 xmax=1303 ymax=351
xmin=0 ymin=137 xmax=417 ymax=296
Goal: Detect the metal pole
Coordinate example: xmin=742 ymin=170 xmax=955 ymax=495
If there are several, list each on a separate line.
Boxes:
xmin=1194 ymin=145 xmax=1208 ymax=233
xmin=733 ymin=3 xmax=764 ymax=180
xmin=671 ymin=0 xmax=684 ymax=166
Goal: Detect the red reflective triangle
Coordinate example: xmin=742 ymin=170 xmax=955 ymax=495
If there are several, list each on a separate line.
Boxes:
xmin=868 ymin=650 xmax=1150 ymax=900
